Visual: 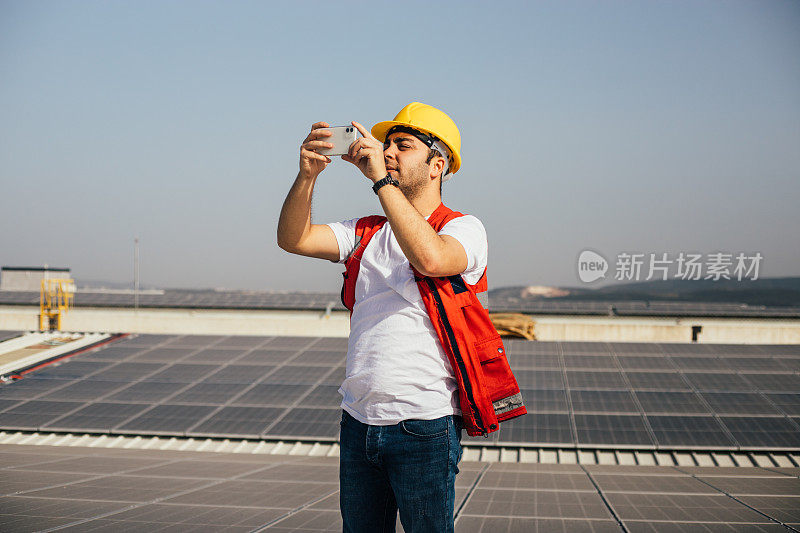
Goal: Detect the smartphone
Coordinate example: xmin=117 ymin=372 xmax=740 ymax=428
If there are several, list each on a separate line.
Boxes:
xmin=318 ymin=125 xmax=357 ymax=157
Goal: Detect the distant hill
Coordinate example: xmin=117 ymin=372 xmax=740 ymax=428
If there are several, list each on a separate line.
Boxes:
xmin=489 ymin=277 xmax=800 ymax=307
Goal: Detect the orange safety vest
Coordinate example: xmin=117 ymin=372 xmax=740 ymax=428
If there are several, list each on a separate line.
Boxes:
xmin=340 ymin=203 xmax=527 ymax=437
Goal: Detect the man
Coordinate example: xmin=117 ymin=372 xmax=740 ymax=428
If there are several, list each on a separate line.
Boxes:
xmin=277 ymin=103 xmax=511 ymax=532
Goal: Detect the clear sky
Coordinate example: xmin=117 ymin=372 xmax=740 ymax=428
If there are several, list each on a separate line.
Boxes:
xmin=2 ymin=0 xmax=798 ymax=292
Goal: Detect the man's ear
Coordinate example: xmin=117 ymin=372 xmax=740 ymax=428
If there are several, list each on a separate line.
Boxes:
xmin=430 ymin=156 xmax=446 ymax=180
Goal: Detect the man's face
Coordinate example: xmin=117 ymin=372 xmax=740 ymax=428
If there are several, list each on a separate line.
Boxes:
xmin=383 ymin=132 xmax=439 ymax=199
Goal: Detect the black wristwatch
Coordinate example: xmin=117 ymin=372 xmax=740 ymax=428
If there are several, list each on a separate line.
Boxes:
xmin=372 ymin=174 xmax=400 ymax=194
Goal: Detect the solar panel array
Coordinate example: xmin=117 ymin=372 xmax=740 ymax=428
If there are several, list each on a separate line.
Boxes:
xmin=0 ymin=331 xmax=23 ymax=343
xmin=3 ymin=289 xmax=800 ymax=317
xmin=0 ymin=334 xmax=346 ymax=441
xmin=488 ymin=298 xmax=800 ymax=318
xmin=2 ymin=443 xmax=799 ymax=531
xmin=1 ymin=335 xmax=799 ymax=449
xmin=489 ymin=339 xmax=800 ymax=449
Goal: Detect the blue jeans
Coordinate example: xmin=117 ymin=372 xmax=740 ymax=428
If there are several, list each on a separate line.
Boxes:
xmin=339 ymin=410 xmax=463 ymax=533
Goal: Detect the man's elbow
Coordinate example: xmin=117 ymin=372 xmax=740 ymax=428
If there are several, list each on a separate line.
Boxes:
xmin=277 ymin=234 xmax=298 ymax=254
xmin=415 ymin=257 xmax=454 ymax=278
xmin=415 ymin=250 xmax=467 ymax=278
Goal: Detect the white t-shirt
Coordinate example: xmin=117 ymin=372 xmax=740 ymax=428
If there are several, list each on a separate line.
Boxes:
xmin=327 ymin=213 xmax=488 ymax=425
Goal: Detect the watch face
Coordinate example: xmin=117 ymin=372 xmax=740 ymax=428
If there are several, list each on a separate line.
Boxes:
xmin=373 ymin=175 xmax=398 ymax=194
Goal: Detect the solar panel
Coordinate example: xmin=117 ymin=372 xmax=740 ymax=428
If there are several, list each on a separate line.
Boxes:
xmin=498 ymin=413 xmax=573 ymax=445
xmin=81 ymin=346 xmax=142 ymax=361
xmin=232 ymin=384 xmax=309 ymax=407
xmin=763 ymin=345 xmax=800 ymax=356
xmin=236 ymin=349 xmax=302 ymax=365
xmin=647 ymin=415 xmax=735 ymax=447
xmin=514 ymin=370 xmax=563 ymax=389
xmin=44 ymin=402 xmax=150 ymax=432
xmin=113 ymin=334 xmax=173 ymax=346
xmin=0 ymin=330 xmax=23 ymax=343
xmin=461 ymin=487 xmax=613 ymax=519
xmin=0 ymin=400 xmax=82 ymax=430
xmin=720 ymin=416 xmax=800 ymax=448
xmin=591 ymin=473 xmax=716 ymax=494
xmin=617 ymin=355 xmax=675 ymax=370
xmin=290 ymin=350 xmax=346 ymax=366
xmin=625 ymin=372 xmax=690 ymax=391
xmin=569 ymin=390 xmax=639 ymax=413
xmin=519 ymin=389 xmax=569 ymax=413
xmin=764 ymin=394 xmax=800 ymax=416
xmin=700 ymin=392 xmax=782 ymax=415
xmin=147 ymin=364 xmax=218 ymax=383
xmin=575 ymin=414 xmax=653 ymax=446
xmin=117 ymin=404 xmax=218 ymax=433
xmin=726 ymin=357 xmax=791 ymax=372
xmin=321 ymin=366 xmax=346 ymax=386
xmin=670 ymin=357 xmax=730 ymax=371
xmin=88 ymin=363 xmax=165 ymax=381
xmin=180 ymin=348 xmax=251 ymax=363
xmin=563 ymin=355 xmax=618 ymax=369
xmin=42 ymin=380 xmax=127 ymax=401
xmin=201 ymin=365 xmax=269 ymax=384
xmin=170 ymin=383 xmax=244 ymax=404
xmin=505 ymin=340 xmax=560 ymax=355
xmin=215 ymin=335 xmax=273 ymax=348
xmin=105 ymin=382 xmax=187 ymax=402
xmin=302 ymin=385 xmax=343 ymax=408
xmin=262 ymin=365 xmax=334 ymax=385
xmin=263 ymin=336 xmax=319 ymax=349
xmin=266 ymin=407 xmax=341 ymax=439
xmin=562 ymin=341 xmax=611 ymax=355
xmin=635 ymin=391 xmax=709 ymax=414
xmin=0 ymin=399 xmax=18 ymax=412
xmin=507 ymin=352 xmax=561 ymax=369
xmin=28 ymin=361 xmax=111 ymax=380
xmin=164 ymin=335 xmax=228 ymax=348
xmin=609 ymin=342 xmax=664 ymax=354
xmin=567 ymin=371 xmax=627 ymax=390
xmin=308 ymin=337 xmax=349 ymax=350
xmin=683 ymin=373 xmax=753 ymax=392
xmin=128 ymin=347 xmax=198 ymax=363
xmin=777 ymin=358 xmax=800 ymax=371
xmin=742 ymin=374 xmax=800 ymax=393
xmin=189 ymin=406 xmax=284 ymax=437
xmin=605 ymin=492 xmax=769 ymax=523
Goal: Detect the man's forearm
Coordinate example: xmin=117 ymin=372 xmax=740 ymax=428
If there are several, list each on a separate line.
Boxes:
xmin=277 ymin=171 xmax=317 ymax=252
xmin=375 ymin=186 xmax=453 ymax=276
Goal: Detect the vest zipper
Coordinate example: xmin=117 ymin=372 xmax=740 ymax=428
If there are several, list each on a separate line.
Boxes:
xmin=425 ymin=278 xmax=486 ymax=435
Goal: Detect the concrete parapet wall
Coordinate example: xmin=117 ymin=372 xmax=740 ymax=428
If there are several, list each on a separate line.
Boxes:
xmin=1 ymin=305 xmax=798 ymax=344
xmin=531 ymin=315 xmax=800 ymax=344
xmin=0 ymin=306 xmax=351 ymax=337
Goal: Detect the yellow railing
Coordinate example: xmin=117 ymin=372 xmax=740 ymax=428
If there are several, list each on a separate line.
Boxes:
xmin=39 ymin=278 xmax=75 ymax=331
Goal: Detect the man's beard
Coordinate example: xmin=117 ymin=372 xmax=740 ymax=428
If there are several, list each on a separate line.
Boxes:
xmin=397 ymin=162 xmax=430 ymax=200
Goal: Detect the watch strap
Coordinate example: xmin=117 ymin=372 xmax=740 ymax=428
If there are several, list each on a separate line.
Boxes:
xmin=372 ymin=174 xmax=399 ymax=194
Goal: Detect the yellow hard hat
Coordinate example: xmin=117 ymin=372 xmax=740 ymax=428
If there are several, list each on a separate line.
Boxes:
xmin=372 ymin=102 xmax=462 ymax=174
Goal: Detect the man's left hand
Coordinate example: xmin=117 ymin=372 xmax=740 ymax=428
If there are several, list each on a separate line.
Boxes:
xmin=342 ymin=121 xmax=386 ymax=183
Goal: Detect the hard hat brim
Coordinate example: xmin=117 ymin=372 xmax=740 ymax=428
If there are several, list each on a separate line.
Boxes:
xmin=372 ymin=120 xmax=461 ymax=174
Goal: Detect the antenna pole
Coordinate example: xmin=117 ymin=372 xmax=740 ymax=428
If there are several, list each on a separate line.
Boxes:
xmin=134 ymin=237 xmax=140 ymax=310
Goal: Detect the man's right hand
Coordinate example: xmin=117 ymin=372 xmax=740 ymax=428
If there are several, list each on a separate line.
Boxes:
xmin=299 ymin=122 xmax=333 ymax=178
